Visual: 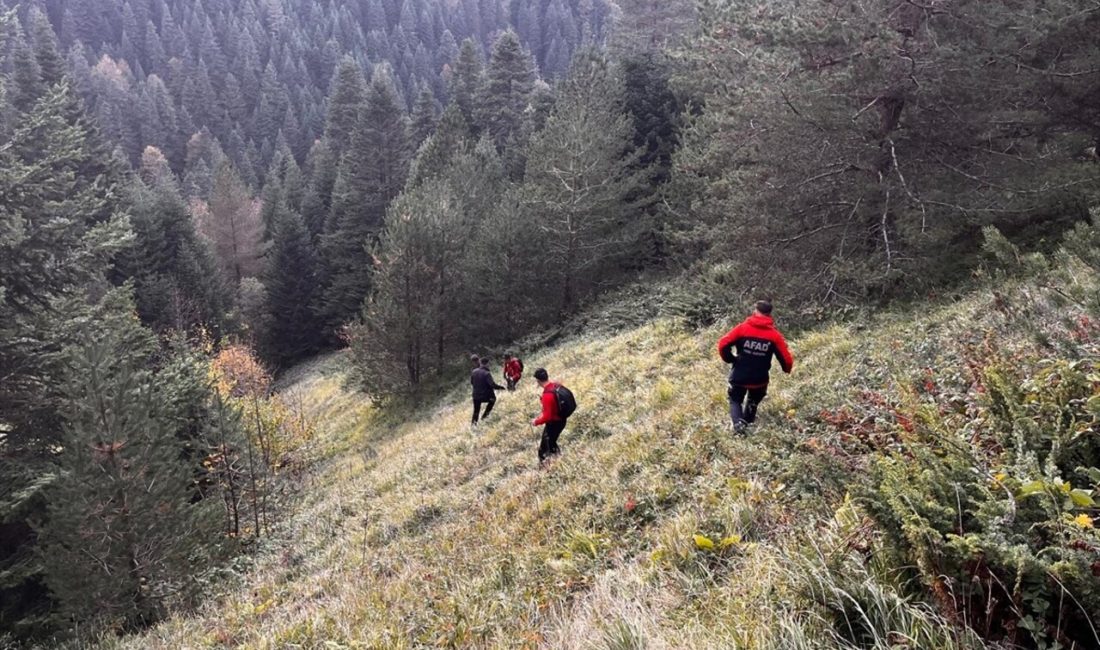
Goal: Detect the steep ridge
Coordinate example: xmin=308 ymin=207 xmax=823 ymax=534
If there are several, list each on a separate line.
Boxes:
xmin=110 ymin=266 xmax=1100 ymax=649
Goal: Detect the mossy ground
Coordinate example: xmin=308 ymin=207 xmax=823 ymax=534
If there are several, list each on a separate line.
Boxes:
xmin=103 ymin=270 xmax=1098 ymax=649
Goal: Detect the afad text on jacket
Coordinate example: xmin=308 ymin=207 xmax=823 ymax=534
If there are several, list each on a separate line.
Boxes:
xmin=717 ymin=314 xmax=794 ymax=388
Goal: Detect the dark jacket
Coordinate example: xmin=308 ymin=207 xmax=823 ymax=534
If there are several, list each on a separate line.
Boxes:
xmin=471 ymin=367 xmax=504 ymax=400
xmin=717 ymin=314 xmax=794 ymax=388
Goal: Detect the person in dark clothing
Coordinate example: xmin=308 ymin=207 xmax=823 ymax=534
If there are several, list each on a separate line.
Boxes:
xmin=471 ymin=357 xmax=504 ymax=426
xmin=503 ymin=354 xmax=523 ymax=391
xmin=531 ymin=368 xmax=565 ymax=466
xmin=717 ymin=300 xmax=794 ymax=432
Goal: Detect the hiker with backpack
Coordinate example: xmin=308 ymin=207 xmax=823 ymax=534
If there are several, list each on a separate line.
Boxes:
xmin=717 ymin=300 xmax=794 ymax=433
xmin=471 ymin=357 xmax=505 ymax=427
xmin=531 ymin=368 xmax=575 ymax=467
xmin=503 ymin=354 xmax=524 ymax=391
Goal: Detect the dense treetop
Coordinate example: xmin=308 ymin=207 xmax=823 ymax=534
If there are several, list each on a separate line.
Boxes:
xmin=6 ymin=0 xmax=614 ymax=182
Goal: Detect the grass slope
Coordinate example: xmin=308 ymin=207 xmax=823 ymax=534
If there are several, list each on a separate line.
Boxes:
xmin=108 ymin=272 xmax=1099 ymax=649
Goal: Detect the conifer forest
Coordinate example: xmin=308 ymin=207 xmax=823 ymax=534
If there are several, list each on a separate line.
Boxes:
xmin=1 ymin=0 xmax=1100 ymax=648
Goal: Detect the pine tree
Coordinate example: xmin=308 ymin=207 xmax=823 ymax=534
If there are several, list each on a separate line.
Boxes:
xmin=263 ymin=206 xmax=322 ymax=366
xmin=320 ymin=65 xmax=410 ymax=328
xmin=348 ymin=180 xmax=464 ymax=396
xmin=408 ymin=102 xmax=470 ymax=186
xmin=409 ymin=84 xmax=439 ymax=148
xmin=0 ymin=82 xmax=133 ymax=641
xmin=10 ymin=27 xmax=44 ymax=113
xmin=462 ymin=188 xmax=541 ymax=342
xmin=29 ymin=9 xmax=68 ymax=88
xmin=322 ymin=56 xmax=367 ymax=159
xmin=259 ymin=154 xmax=286 ymax=237
xmin=521 ymin=52 xmax=649 ymax=312
xmin=300 ymin=139 xmax=338 ymax=238
xmin=40 ymin=294 xmax=222 ymax=631
xmin=118 ymin=158 xmax=228 ymax=335
xmin=478 ymin=30 xmax=535 ymax=150
xmin=448 ymin=38 xmax=483 ymax=129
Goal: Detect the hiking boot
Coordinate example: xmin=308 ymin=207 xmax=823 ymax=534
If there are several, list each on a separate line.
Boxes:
xmin=733 ymin=420 xmax=748 ymax=435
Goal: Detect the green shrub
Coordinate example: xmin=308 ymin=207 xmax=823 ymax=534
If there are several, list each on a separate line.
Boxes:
xmin=863 ymin=350 xmax=1100 ymax=649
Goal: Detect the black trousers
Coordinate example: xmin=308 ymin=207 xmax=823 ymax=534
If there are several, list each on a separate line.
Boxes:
xmin=538 ymin=420 xmax=566 ymax=461
xmin=728 ymin=384 xmax=768 ymax=426
xmin=472 ymin=397 xmax=496 ymax=423
xmin=506 ymin=377 xmax=518 ymax=391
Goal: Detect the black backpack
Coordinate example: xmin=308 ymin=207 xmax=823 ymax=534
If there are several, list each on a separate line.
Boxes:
xmin=550 ymin=384 xmax=576 ymax=419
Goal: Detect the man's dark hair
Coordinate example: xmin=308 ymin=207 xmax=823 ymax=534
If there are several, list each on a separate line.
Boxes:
xmin=480 ymin=357 xmax=490 ymax=367
xmin=755 ymin=300 xmax=773 ymax=315
xmin=534 ymin=368 xmax=549 ymax=382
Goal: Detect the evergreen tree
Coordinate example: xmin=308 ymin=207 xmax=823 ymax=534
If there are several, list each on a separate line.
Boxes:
xmin=322 ymin=56 xmax=368 ymax=159
xmin=462 ymin=187 xmax=542 ymax=341
xmin=10 ymin=27 xmax=44 ymax=113
xmin=677 ymin=0 xmax=1100 ymax=300
xmin=408 ymin=84 xmax=439 ymax=149
xmin=521 ymin=52 xmax=648 ymax=312
xmin=408 ymin=102 xmax=470 ymax=185
xmin=118 ymin=156 xmax=228 ymax=335
xmin=348 ymin=180 xmax=464 ymax=396
xmin=478 ymin=29 xmax=535 ymax=150
xmin=320 ymin=65 xmax=410 ymax=328
xmin=30 ymin=8 xmax=68 ymax=88
xmin=448 ymin=38 xmax=483 ymax=129
xmin=40 ymin=294 xmax=222 ymax=631
xmin=300 ymin=139 xmax=338 ymax=237
xmin=0 ymin=82 xmax=133 ymax=641
xmin=259 ymin=155 xmax=286 ymax=237
xmin=263 ymin=207 xmax=322 ymax=366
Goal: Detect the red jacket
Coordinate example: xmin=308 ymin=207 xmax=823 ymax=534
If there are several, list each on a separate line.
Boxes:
xmin=717 ymin=314 xmax=794 ymax=387
xmin=504 ymin=359 xmax=523 ymax=381
xmin=533 ymin=382 xmax=561 ymax=425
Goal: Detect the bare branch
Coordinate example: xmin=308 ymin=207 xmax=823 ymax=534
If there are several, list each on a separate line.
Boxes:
xmin=882 ymin=189 xmax=893 ymax=273
xmin=888 ymin=139 xmax=927 ymax=232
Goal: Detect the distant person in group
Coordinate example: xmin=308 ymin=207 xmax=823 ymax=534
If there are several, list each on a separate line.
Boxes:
xmin=531 ymin=368 xmax=575 ymax=467
xmin=471 ymin=357 xmax=504 ymax=427
xmin=503 ymin=354 xmax=524 ymax=391
xmin=717 ymin=300 xmax=794 ymax=433
xmin=470 ymin=354 xmax=481 ymax=369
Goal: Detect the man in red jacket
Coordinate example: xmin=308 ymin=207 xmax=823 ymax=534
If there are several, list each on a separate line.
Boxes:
xmin=530 ymin=367 xmax=565 ymax=466
xmin=717 ymin=300 xmax=794 ymax=432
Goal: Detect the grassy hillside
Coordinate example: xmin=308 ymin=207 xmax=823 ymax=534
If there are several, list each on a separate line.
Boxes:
xmin=102 ymin=263 xmax=1100 ymax=649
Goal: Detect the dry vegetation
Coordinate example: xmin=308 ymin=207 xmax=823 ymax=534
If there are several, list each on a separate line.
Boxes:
xmin=98 ymin=264 xmax=1100 ymax=649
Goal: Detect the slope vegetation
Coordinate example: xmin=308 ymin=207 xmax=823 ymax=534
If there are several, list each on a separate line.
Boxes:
xmin=107 ymin=264 xmax=1100 ymax=650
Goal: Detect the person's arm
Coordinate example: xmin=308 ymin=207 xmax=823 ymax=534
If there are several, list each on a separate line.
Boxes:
xmin=532 ymin=391 xmax=554 ymax=426
xmin=717 ymin=325 xmax=741 ymax=364
xmin=774 ymin=332 xmax=794 ymax=373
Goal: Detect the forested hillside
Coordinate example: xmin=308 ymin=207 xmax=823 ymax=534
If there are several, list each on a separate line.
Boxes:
xmin=22 ymin=0 xmax=615 ymax=178
xmin=102 ymin=243 xmax=1100 ymax=649
xmin=1 ymin=0 xmax=1099 ymax=647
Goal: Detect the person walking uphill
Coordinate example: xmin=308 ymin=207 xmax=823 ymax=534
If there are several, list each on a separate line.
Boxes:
xmin=717 ymin=300 xmax=794 ymax=432
xmin=531 ymin=368 xmax=575 ymax=467
xmin=471 ymin=357 xmax=505 ymax=427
